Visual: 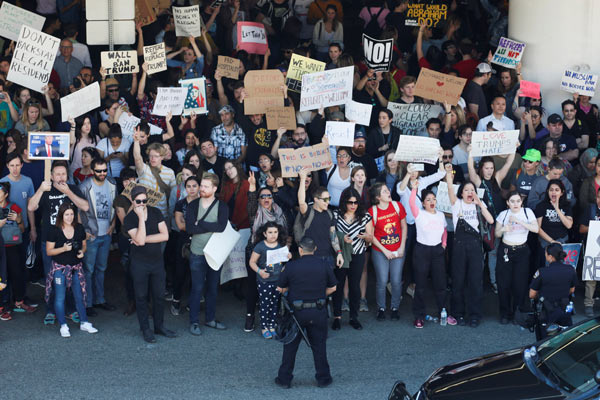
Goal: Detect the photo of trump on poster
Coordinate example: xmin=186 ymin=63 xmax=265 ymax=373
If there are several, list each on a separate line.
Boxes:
xmin=28 ymin=132 xmax=70 ymax=160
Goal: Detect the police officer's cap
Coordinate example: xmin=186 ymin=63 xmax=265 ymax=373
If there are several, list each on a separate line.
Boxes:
xmin=299 ymin=237 xmax=316 ymax=252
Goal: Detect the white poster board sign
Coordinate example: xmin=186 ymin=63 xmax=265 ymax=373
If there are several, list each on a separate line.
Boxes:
xmin=300 ymin=66 xmax=354 ymax=112
xmin=180 ymin=77 xmax=208 ymax=116
xmin=560 ymin=69 xmax=598 ymax=97
xmin=345 ymin=100 xmax=372 ymax=127
xmin=470 ymin=130 xmax=519 ymax=157
xmin=27 ymin=132 xmax=70 ymax=160
xmin=583 ymin=221 xmax=600 ymax=281
xmin=204 ymin=222 xmax=241 ymax=271
xmin=100 ymin=50 xmax=139 ymax=75
xmin=7 ymin=26 xmax=60 ymax=93
xmin=0 ymin=2 xmax=45 ymax=42
xmin=143 ymin=42 xmax=167 ymax=74
xmin=61 ymin=82 xmax=101 ymax=121
xmin=325 ymin=121 xmax=355 ymax=146
xmin=491 ymin=37 xmax=525 ymax=69
xmin=436 ymin=181 xmax=484 ymax=213
xmin=118 ymin=113 xmax=162 ymax=141
xmin=387 ymin=102 xmax=443 ymax=136
xmin=152 ymin=87 xmax=187 ymax=116
xmin=266 ymin=246 xmax=290 ymax=266
xmin=173 ymin=5 xmax=201 ymax=37
xmin=394 ymin=135 xmax=440 ymax=164
xmin=220 ymin=228 xmax=251 ymax=284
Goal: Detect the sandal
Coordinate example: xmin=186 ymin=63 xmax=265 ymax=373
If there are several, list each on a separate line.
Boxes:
xmin=262 ymin=329 xmax=273 ymax=339
xmin=44 ymin=313 xmax=56 ymax=325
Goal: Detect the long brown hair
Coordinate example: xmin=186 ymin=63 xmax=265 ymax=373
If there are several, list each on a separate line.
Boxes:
xmin=221 ymin=161 xmax=247 ymax=196
xmin=55 ymin=202 xmax=78 ymax=228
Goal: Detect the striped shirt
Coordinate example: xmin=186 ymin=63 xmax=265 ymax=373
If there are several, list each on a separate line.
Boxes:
xmin=138 ymin=164 xmax=176 ymax=218
xmin=333 ymin=210 xmax=372 ymax=255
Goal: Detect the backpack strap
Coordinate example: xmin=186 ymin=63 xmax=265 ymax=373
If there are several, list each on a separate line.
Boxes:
xmin=326 ymin=164 xmax=337 ymax=184
xmin=391 ymin=201 xmax=400 ymax=216
xmin=371 ymin=205 xmax=377 ymax=221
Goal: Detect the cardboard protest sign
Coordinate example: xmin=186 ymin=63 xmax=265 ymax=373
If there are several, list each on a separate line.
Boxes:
xmin=27 ymin=133 xmax=70 ymax=160
xmin=413 ymin=68 xmax=466 ymax=106
xmin=61 ymin=82 xmax=101 ymax=121
xmin=149 ymin=0 xmax=171 ymax=10
xmin=491 ymin=37 xmax=525 ymax=69
xmin=101 ymin=50 xmax=139 ymax=75
xmin=7 ymin=26 xmax=59 ymax=93
xmin=583 ymin=221 xmax=600 ymax=281
xmin=266 ymin=107 xmax=296 ymax=130
xmin=244 ymin=70 xmax=284 ymax=115
xmin=237 ymin=22 xmax=268 ymax=55
xmin=152 ymin=87 xmax=187 ymax=116
xmin=436 ymin=181 xmax=484 ymax=213
xmin=278 ymin=142 xmax=333 ymax=178
xmin=121 ymin=181 xmax=162 ymax=207
xmin=118 ymin=113 xmax=162 ymax=141
xmin=387 ymin=102 xmax=443 ymax=136
xmin=0 ymin=2 xmax=45 ymax=42
xmin=220 ymin=228 xmax=250 ymax=284
xmin=470 ymin=130 xmax=519 ymax=157
xmin=345 ymin=100 xmax=373 ymax=127
xmin=135 ymin=0 xmax=157 ymax=27
xmin=143 ymin=43 xmax=167 ymax=74
xmin=180 ymin=78 xmax=208 ymax=116
xmin=299 ymin=66 xmax=354 ymax=112
xmin=216 ymin=55 xmax=240 ymax=79
xmin=405 ymin=1 xmax=448 ymax=27
xmin=362 ymin=34 xmax=393 ymax=72
xmin=325 ymin=121 xmax=355 ymax=146
xmin=393 ymin=135 xmax=440 ymax=164
xmin=519 ymin=80 xmax=541 ymax=99
xmin=286 ymin=53 xmax=325 ymax=92
xmin=562 ymin=243 xmax=582 ymax=269
xmin=560 ymin=69 xmax=598 ymax=97
xmin=173 ymin=5 xmax=202 ymax=37
xmin=204 ymin=222 xmax=241 ymax=270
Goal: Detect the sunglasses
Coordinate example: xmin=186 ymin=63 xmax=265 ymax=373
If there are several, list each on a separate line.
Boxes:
xmin=94 ymin=169 xmax=108 ymax=173
xmin=306 ymin=174 xmax=312 ymax=178
xmin=523 ymin=160 xmax=536 ymax=163
xmin=442 ymin=155 xmax=453 ymax=160
xmin=135 ymin=199 xmax=148 ymax=204
xmin=107 ymin=88 xmax=119 ymax=93
xmin=259 ymin=194 xmax=273 ymax=199
xmin=319 ymin=197 xmax=331 ymax=202
xmin=347 ymin=200 xmax=359 ymax=205
xmin=26 ymin=99 xmax=40 ymax=106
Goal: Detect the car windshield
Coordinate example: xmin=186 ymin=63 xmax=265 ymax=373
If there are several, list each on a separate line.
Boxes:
xmin=536 ymin=318 xmax=600 ymax=395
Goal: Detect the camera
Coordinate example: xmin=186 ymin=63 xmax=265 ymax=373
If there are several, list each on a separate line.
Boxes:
xmin=68 ymin=240 xmax=82 ymax=251
xmin=0 ymin=207 xmax=10 ymax=219
xmin=0 ymin=93 xmax=5 ymax=100
xmin=73 ymin=76 xmax=82 ymax=89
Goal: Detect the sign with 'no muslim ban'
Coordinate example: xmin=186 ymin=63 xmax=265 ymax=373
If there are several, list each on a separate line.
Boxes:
xmin=561 ymin=69 xmax=598 ymax=97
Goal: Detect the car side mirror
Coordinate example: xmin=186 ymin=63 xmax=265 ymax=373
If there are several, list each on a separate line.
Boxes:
xmin=388 ymin=381 xmax=415 ymax=400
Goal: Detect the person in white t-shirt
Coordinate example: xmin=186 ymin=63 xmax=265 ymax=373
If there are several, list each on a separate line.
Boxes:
xmin=494 ymin=191 xmax=539 ymax=325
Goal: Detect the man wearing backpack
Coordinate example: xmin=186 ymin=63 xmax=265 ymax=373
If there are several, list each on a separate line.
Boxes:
xmin=360 ymin=4 xmax=389 ymax=39
xmin=296 ymin=168 xmax=343 ymax=269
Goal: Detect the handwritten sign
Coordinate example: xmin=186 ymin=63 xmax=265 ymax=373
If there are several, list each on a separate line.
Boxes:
xmin=561 ymin=69 xmax=598 ymax=97
xmin=216 ymin=55 xmax=240 ymax=79
xmin=286 ymin=53 xmax=325 ymax=92
xmin=7 ymin=26 xmax=59 ymax=93
xmin=363 ymin=34 xmax=393 ymax=72
xmin=118 ymin=113 xmax=162 ymax=141
xmin=266 ymin=246 xmax=290 ymax=265
xmin=173 ymin=5 xmax=201 ymax=37
xmin=278 ymin=142 xmax=333 ymax=178
xmin=244 ymin=70 xmax=284 ymax=115
xmin=519 ymin=80 xmax=541 ymax=99
xmin=101 ymin=50 xmax=139 ymax=75
xmin=60 ymin=82 xmax=101 ymax=121
xmin=583 ymin=221 xmax=600 ymax=280
xmin=470 ymin=130 xmax=519 ymax=157
xmin=135 ymin=0 xmax=157 ymax=27
xmin=0 ymin=2 xmax=45 ymax=42
xmin=414 ymin=68 xmax=466 ymax=106
xmin=325 ymin=121 xmax=355 ymax=146
xmin=220 ymin=228 xmax=250 ymax=284
xmin=436 ymin=181 xmax=484 ymax=213
xmin=180 ymin=77 xmax=208 ymax=116
xmin=492 ymin=37 xmax=525 ymax=69
xmin=266 ymin=107 xmax=297 ymax=130
xmin=394 ymin=135 xmax=440 ymax=164
xmin=405 ymin=1 xmax=448 ymax=27
xmin=152 ymin=87 xmax=187 ymax=116
xmin=300 ymin=66 xmax=354 ymax=112
xmin=562 ymin=243 xmax=582 ymax=269
xmin=121 ymin=181 xmax=162 ymax=207
xmin=345 ymin=100 xmax=373 ymax=127
xmin=237 ymin=21 xmax=268 ymax=55
xmin=143 ymin=43 xmax=167 ymax=74
xmin=387 ymin=102 xmax=443 ymax=136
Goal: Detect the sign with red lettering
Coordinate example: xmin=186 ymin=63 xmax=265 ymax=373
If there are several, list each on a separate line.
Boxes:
xmin=492 ymin=37 xmax=525 ymax=69
xmin=470 ymin=130 xmax=519 ymax=157
xmin=413 ymin=68 xmax=466 ymax=106
xmin=562 ymin=243 xmax=582 ymax=269
xmin=278 ymin=142 xmax=333 ymax=178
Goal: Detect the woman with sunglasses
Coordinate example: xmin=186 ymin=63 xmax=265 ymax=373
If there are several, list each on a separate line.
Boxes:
xmin=331 ymin=187 xmax=373 ymax=330
xmin=519 ymin=106 xmax=545 ymax=152
xmin=14 ymin=99 xmax=50 ymax=136
xmin=68 ymin=114 xmax=100 ymax=176
xmin=376 ymin=150 xmax=403 ymax=202
xmin=73 ymin=147 xmax=101 ymax=185
xmin=326 ymin=147 xmax=352 ymax=208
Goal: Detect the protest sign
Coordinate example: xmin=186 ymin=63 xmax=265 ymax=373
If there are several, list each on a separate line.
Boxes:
xmin=266 ymin=246 xmax=290 ymax=265
xmin=216 ymin=55 xmax=240 ymax=79
xmin=244 ymin=70 xmax=284 ymax=115
xmin=325 ymin=121 xmax=355 ymax=146
xmin=210 ymin=0 xmax=227 ymax=7
xmin=491 ymin=37 xmax=525 ymax=69
xmin=118 ymin=113 xmax=162 ymax=141
xmin=101 ymin=50 xmax=139 ymax=75
xmin=204 ymin=222 xmax=241 ymax=271
xmin=394 ymin=135 xmax=440 ymax=164
xmin=135 ymin=0 xmax=156 ymax=26
xmin=7 ymin=26 xmax=59 ymax=93
xmin=143 ymin=43 xmax=167 ymax=74
xmin=173 ymin=5 xmax=202 ymax=37
xmin=61 ymin=82 xmax=101 ymax=121
xmin=519 ymin=80 xmax=541 ymax=99
xmin=560 ymin=69 xmax=598 ymax=97
xmin=583 ymin=221 xmax=600 ymax=281
xmin=362 ymin=34 xmax=393 ymax=72
xmin=149 ymin=0 xmax=172 ymax=10
xmin=266 ymin=107 xmax=297 ymax=130
xmin=413 ymin=68 xmax=466 ymax=106
xmin=470 ymin=130 xmax=519 ymax=157
xmin=300 ymin=66 xmax=354 ymax=112
xmin=237 ymin=22 xmax=268 ymax=55
xmin=436 ymin=182 xmax=485 ymax=213
xmin=0 ymin=2 xmax=45 ymax=42
xmin=121 ymin=181 xmax=162 ymax=207
xmin=562 ymin=243 xmax=582 ymax=269
xmin=221 ymin=228 xmax=250 ymax=284
xmin=28 ymin=133 xmax=70 ymax=161
xmin=151 ymin=87 xmax=187 ymax=116
xmin=387 ymin=102 xmax=443 ymax=136
xmin=405 ymin=1 xmax=448 ymax=27
xmin=345 ymin=100 xmax=373 ymax=127
xmin=278 ymin=142 xmax=333 ymax=178
xmin=286 ymin=53 xmax=325 ymax=92
xmin=180 ymin=77 xmax=208 ymax=116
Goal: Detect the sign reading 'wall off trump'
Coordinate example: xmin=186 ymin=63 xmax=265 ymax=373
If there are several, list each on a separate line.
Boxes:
xmin=405 ymin=1 xmax=448 ymax=27
xmin=362 ymin=34 xmax=393 ymax=72
xmin=561 ymin=69 xmax=598 ymax=97
xmin=286 ymin=54 xmax=325 ymax=92
xmin=470 ymin=130 xmax=519 ymax=157
xmin=491 ymin=37 xmax=525 ymax=69
xmin=278 ymin=142 xmax=333 ymax=178
xmin=299 ymin=66 xmax=354 ymax=112
xmin=413 ymin=68 xmax=466 ymax=106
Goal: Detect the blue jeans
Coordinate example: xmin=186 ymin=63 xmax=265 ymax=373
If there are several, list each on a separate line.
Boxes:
xmin=42 ymin=241 xmax=54 ymax=314
xmin=53 ymin=269 xmax=88 ymax=325
xmin=371 ymin=250 xmax=405 ymax=310
xmin=83 ymin=234 xmax=111 ymax=307
xmin=189 ymin=254 xmax=220 ymax=324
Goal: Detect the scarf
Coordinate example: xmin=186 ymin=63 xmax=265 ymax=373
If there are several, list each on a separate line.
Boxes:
xmin=252 ymin=202 xmax=285 ymax=243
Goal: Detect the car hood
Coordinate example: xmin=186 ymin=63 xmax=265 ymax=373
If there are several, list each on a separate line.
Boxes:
xmin=419 ymin=347 xmax=564 ymax=400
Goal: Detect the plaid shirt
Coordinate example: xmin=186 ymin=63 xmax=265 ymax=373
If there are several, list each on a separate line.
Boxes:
xmin=210 ymin=123 xmax=247 ymax=160
xmin=138 ymin=94 xmax=166 ymax=130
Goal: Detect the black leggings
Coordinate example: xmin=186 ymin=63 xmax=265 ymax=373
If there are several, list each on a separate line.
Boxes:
xmin=173 ymin=231 xmax=190 ymax=302
xmin=332 ymin=252 xmax=365 ymax=319
xmin=412 ymin=242 xmax=447 ymax=319
xmin=5 ymin=245 xmax=23 ymax=302
xmin=451 ymin=234 xmax=484 ymax=320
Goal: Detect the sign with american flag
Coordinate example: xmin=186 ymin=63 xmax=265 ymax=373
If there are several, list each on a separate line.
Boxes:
xmin=180 ymin=77 xmax=207 ymax=116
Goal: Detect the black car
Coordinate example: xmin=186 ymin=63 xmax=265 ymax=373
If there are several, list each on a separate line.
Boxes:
xmin=390 ymin=317 xmax=600 ymax=400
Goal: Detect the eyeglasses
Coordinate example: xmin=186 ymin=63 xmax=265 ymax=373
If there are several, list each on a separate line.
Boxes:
xmin=319 ymin=197 xmax=331 ymax=202
xmin=337 ymin=154 xmax=350 ymax=159
xmin=347 ymin=200 xmax=359 ymax=205
xmin=94 ymin=169 xmax=108 ymax=173
xmin=107 ymin=88 xmax=119 ymax=93
xmin=259 ymin=194 xmax=273 ymax=199
xmin=134 ymin=199 xmax=148 ymax=204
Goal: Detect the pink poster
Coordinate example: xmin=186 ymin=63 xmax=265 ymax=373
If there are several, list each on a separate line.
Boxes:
xmin=519 ymin=80 xmax=541 ymax=99
xmin=237 ymin=22 xmax=268 ymax=55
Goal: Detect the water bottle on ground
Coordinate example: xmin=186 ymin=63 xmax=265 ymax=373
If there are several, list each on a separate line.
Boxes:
xmin=565 ymin=301 xmax=574 ymax=314
xmin=440 ymin=308 xmax=447 ymax=326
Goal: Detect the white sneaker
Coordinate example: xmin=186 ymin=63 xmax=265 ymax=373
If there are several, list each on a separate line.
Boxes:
xmin=80 ymin=322 xmax=98 ymax=333
xmin=60 ymin=324 xmax=70 ymax=338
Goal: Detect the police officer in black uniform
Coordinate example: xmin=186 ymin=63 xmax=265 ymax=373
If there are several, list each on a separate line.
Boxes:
xmin=529 ymin=243 xmax=577 ymax=330
xmin=275 ymin=237 xmax=337 ymax=389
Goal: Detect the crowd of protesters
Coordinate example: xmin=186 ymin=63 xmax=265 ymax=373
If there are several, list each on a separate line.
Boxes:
xmin=0 ymin=0 xmax=596 ymax=342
